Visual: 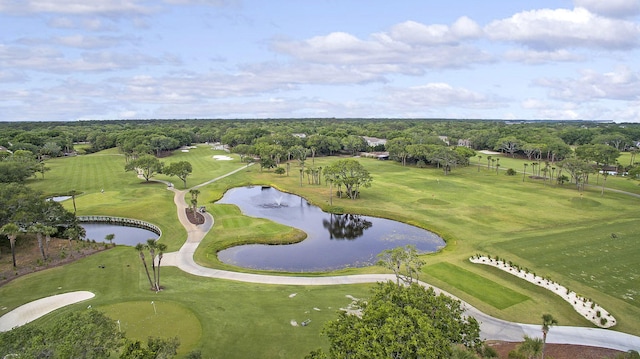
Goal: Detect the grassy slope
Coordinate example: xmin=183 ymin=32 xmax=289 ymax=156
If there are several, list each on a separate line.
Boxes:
xmin=207 ymin=155 xmax=640 ymax=334
xmin=2 ymin=147 xmax=638 ymax=357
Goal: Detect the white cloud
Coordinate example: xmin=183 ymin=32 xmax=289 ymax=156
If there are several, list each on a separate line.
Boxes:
xmin=0 ymin=70 xmax=27 ymax=83
xmin=0 ymin=0 xmax=152 ymax=15
xmin=504 ymin=49 xmax=583 ymax=64
xmin=271 ymin=17 xmax=492 ymax=73
xmin=534 ymin=66 xmax=640 ymax=102
xmin=574 ymin=0 xmax=640 ymax=18
xmin=384 ymin=17 xmax=482 ymax=46
xmin=383 ymin=83 xmax=502 ymax=109
xmin=485 ymin=7 xmax=640 ymax=50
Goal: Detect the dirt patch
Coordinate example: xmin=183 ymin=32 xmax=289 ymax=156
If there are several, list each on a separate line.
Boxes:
xmin=0 ymin=236 xmax=109 ymax=287
xmin=488 ymin=341 xmax=624 ymax=359
xmin=185 ymin=209 xmax=205 ymax=225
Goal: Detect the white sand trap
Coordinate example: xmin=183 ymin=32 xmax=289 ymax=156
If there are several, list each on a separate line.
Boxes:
xmin=181 ymin=149 xmax=189 ymax=152
xmin=479 ymin=150 xmax=501 ymax=155
xmin=289 ymin=293 xmax=297 ymax=298
xmin=0 ymin=291 xmax=95 ymax=332
xmin=290 ymin=320 xmax=298 ymax=326
xmin=213 ymin=155 xmax=233 ymax=160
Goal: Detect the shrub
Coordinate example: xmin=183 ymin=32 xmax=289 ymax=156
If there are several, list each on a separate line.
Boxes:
xmin=506 ymin=168 xmax=517 ymax=176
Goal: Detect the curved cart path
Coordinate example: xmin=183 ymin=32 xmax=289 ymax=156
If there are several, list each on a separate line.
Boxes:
xmin=0 ymin=291 xmax=95 ymax=332
xmin=161 ymin=164 xmax=640 ymax=352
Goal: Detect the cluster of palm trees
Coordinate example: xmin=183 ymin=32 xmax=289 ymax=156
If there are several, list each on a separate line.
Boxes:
xmin=1 ymin=222 xmax=80 ymax=269
xmin=134 ymin=239 xmax=167 ymax=292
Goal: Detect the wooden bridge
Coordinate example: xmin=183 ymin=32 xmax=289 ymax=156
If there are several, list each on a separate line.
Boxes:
xmin=77 ymin=216 xmax=162 ymax=237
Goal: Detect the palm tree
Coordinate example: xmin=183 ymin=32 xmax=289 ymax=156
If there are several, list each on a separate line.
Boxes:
xmin=1 ymin=223 xmax=21 ymax=268
xmin=477 ymin=155 xmax=482 ymax=172
xmin=541 ymin=313 xmax=558 ymax=359
xmin=188 ymin=189 xmax=200 ymax=214
xmin=517 ymin=335 xmax=543 ymax=359
xmin=69 ymin=189 xmax=79 ymax=214
xmin=135 ymin=243 xmax=154 ymax=290
xmin=487 ymin=155 xmax=492 ymax=170
xmin=155 ymin=243 xmax=167 ymax=291
xmin=105 ymin=233 xmax=115 ymax=247
xmin=64 ymin=224 xmax=85 ymax=249
xmin=43 ymin=225 xmax=57 ymax=257
xmin=523 ymin=163 xmax=528 ymax=182
xmin=29 ymin=223 xmax=55 ymax=261
xmin=146 ymin=239 xmax=159 ymax=291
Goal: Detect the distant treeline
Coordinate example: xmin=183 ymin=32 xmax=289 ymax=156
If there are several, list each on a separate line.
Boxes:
xmin=1 ymin=118 xmax=640 ymax=180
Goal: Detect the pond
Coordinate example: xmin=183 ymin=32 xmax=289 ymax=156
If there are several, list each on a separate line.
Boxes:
xmin=216 ymin=186 xmax=445 ymax=272
xmin=81 ymin=223 xmax=159 ymax=247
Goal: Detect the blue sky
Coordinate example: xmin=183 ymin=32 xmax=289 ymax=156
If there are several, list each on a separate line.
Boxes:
xmin=1 ymin=0 xmax=640 ymax=122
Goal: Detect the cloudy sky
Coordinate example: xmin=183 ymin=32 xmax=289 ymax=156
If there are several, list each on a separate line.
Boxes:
xmin=1 ymin=0 xmax=640 ymax=122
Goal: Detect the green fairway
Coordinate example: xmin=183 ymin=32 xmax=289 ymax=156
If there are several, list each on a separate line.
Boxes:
xmin=3 ymin=146 xmax=640 ymax=358
xmin=0 ymin=248 xmax=372 ymax=357
xmin=423 ymin=262 xmax=529 ymax=310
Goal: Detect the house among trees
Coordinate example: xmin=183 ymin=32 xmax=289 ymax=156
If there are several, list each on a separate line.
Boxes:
xmin=457 ymin=139 xmax=472 ymax=148
xmin=438 ymin=136 xmax=450 ymax=145
xmin=362 ymin=136 xmax=387 ymax=147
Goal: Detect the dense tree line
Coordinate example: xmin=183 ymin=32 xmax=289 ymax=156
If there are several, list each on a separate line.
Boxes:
xmin=2 ymin=119 xmax=640 ymax=182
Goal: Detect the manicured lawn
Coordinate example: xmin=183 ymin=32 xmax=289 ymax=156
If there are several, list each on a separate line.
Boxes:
xmin=423 ymin=262 xmax=529 ymax=310
xmin=0 ymin=247 xmax=371 ymax=357
xmin=3 ymin=147 xmax=639 ymax=358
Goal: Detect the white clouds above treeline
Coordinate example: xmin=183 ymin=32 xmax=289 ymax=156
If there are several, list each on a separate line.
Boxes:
xmin=1 ymin=0 xmax=639 ymax=121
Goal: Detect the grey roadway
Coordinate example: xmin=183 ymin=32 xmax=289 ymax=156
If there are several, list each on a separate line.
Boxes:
xmin=161 ymin=163 xmax=640 ymax=352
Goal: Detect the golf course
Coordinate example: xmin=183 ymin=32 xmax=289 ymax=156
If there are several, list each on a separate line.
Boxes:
xmin=1 ymin=143 xmax=639 ymax=357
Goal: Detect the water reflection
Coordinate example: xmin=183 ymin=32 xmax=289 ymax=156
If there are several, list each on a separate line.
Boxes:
xmin=82 ymin=223 xmax=159 ymax=246
xmin=323 ymin=214 xmax=373 ymax=240
xmin=216 ymin=186 xmax=445 ymax=272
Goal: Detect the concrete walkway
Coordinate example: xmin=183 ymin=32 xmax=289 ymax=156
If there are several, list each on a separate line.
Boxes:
xmin=0 ymin=291 xmax=95 ymax=332
xmin=161 ymin=164 xmax=640 ymax=352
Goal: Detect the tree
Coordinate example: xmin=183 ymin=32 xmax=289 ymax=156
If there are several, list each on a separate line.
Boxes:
xmin=69 ymin=189 xmax=80 ymax=214
xmin=386 ymin=137 xmax=412 ymax=166
xmin=135 ymin=242 xmax=155 ymax=290
xmin=495 ymin=136 xmax=520 ymax=158
xmin=1 ymin=223 xmax=20 ymax=268
xmin=28 ymin=223 xmax=56 ymax=261
xmin=64 ymin=223 xmax=85 ymax=249
xmin=560 ymin=157 xmax=593 ymax=191
xmin=146 ymin=239 xmax=160 ymax=292
xmin=541 ymin=313 xmax=558 ymax=359
xmin=377 ymin=245 xmax=425 ymax=286
xmin=323 ymin=159 xmax=372 ymax=200
xmin=163 ymin=161 xmax=193 ymax=188
xmin=125 ymin=154 xmax=163 ymax=182
xmin=341 ymin=135 xmax=367 ymax=156
xmin=120 ymin=337 xmax=180 ymax=359
xmin=315 ymin=281 xmax=482 ymax=358
xmin=105 ymin=233 xmax=115 ymax=247
xmin=155 ymin=242 xmax=167 ymax=291
xmin=0 ymin=310 xmax=123 ymax=358
xmin=188 ymin=189 xmax=200 ymax=214
xmin=508 ymin=335 xmax=543 ymax=359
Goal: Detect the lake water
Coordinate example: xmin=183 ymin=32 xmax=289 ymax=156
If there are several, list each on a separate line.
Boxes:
xmin=81 ymin=223 xmax=159 ymax=247
xmin=216 ymin=186 xmax=445 ymax=272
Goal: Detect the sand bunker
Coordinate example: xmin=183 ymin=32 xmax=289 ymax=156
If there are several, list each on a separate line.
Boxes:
xmin=213 ymin=155 xmax=233 ymax=161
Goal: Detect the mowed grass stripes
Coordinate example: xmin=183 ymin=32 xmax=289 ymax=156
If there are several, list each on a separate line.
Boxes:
xmin=424 ymin=262 xmax=529 ymax=310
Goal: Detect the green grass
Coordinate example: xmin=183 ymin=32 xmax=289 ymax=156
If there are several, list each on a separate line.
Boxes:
xmin=0 ymin=248 xmax=371 ymax=358
xmin=2 ymin=147 xmax=640 ymax=358
xmin=423 ymin=262 xmax=529 ymax=310
xmin=101 ymin=301 xmax=202 ymax=356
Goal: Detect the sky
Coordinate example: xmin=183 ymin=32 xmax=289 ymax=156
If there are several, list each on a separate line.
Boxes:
xmin=1 ymin=0 xmax=640 ymax=123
